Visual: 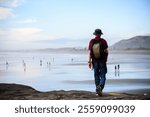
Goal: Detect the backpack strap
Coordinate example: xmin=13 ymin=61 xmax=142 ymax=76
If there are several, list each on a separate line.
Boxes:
xmin=90 ymin=39 xmax=95 ymax=62
xmin=90 ymin=39 xmax=95 ymax=50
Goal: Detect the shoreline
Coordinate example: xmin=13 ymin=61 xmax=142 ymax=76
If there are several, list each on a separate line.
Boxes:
xmin=0 ymin=83 xmax=150 ymax=100
xmin=0 ymin=49 xmax=150 ymax=54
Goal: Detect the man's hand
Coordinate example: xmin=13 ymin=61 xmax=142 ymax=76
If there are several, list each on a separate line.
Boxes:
xmin=88 ymin=62 xmax=93 ymax=69
xmin=88 ymin=62 xmax=91 ymax=68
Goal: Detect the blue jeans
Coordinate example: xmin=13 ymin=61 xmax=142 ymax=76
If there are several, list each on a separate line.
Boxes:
xmin=93 ymin=62 xmax=107 ymax=90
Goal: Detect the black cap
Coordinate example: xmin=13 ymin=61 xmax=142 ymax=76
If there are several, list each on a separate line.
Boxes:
xmin=93 ymin=29 xmax=103 ymax=35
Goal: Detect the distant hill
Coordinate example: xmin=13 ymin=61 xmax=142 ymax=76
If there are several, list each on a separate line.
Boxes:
xmin=110 ymin=36 xmax=150 ymax=50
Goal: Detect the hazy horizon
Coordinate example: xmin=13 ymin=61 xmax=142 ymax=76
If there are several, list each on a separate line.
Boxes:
xmin=0 ymin=0 xmax=150 ymax=50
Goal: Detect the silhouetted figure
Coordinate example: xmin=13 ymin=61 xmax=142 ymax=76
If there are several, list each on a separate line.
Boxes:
xmin=23 ymin=62 xmax=26 ymax=72
xmin=53 ymin=58 xmax=54 ymax=62
xmin=6 ymin=61 xmax=8 ymax=71
xmin=71 ymin=58 xmax=74 ymax=62
xmin=115 ymin=65 xmax=117 ymax=70
xmin=117 ymin=64 xmax=120 ymax=77
xmin=115 ymin=65 xmax=117 ymax=77
xmin=118 ymin=64 xmax=120 ymax=70
xmin=6 ymin=61 xmax=8 ymax=65
xmin=49 ymin=62 xmax=51 ymax=70
xmin=46 ymin=61 xmax=51 ymax=71
xmin=40 ymin=60 xmax=42 ymax=66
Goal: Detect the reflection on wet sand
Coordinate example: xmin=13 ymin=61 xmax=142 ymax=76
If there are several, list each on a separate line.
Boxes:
xmin=0 ymin=51 xmax=150 ymax=92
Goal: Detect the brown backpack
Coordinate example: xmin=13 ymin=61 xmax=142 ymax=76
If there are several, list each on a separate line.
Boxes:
xmin=90 ymin=38 xmax=104 ymax=59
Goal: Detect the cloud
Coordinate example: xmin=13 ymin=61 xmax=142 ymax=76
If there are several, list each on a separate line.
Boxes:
xmin=0 ymin=27 xmax=58 ymax=44
xmin=0 ymin=27 xmax=47 ymax=49
xmin=0 ymin=27 xmax=44 ymax=42
xmin=0 ymin=27 xmax=82 ymax=50
xmin=0 ymin=0 xmax=24 ymax=20
xmin=18 ymin=19 xmax=38 ymax=24
xmin=0 ymin=7 xmax=13 ymax=20
xmin=0 ymin=0 xmax=24 ymax=8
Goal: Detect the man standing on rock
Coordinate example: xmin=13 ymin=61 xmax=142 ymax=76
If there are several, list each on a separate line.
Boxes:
xmin=88 ymin=29 xmax=108 ymax=96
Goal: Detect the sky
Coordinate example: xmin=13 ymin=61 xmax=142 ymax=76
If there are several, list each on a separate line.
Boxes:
xmin=0 ymin=0 xmax=150 ymax=50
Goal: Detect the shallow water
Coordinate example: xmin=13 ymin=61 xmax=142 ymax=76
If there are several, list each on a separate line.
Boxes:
xmin=0 ymin=51 xmax=150 ymax=92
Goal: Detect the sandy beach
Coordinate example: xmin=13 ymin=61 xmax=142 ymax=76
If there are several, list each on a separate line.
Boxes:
xmin=0 ymin=83 xmax=150 ymax=100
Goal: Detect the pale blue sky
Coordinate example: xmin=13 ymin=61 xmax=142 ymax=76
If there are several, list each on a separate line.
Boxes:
xmin=0 ymin=0 xmax=150 ymax=50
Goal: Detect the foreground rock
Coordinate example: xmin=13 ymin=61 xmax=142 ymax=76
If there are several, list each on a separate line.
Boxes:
xmin=0 ymin=83 xmax=150 ymax=100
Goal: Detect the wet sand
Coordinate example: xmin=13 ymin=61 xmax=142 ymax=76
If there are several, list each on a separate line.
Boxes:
xmin=63 ymin=79 xmax=150 ymax=85
xmin=0 ymin=83 xmax=150 ymax=100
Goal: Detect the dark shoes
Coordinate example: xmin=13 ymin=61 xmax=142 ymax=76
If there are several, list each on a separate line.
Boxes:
xmin=96 ymin=86 xmax=102 ymax=96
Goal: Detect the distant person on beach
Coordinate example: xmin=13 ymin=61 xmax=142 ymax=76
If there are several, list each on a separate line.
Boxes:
xmin=23 ymin=61 xmax=26 ymax=72
xmin=88 ymin=29 xmax=108 ymax=96
xmin=6 ymin=61 xmax=8 ymax=65
xmin=71 ymin=58 xmax=74 ymax=62
xmin=40 ymin=60 xmax=42 ymax=66
xmin=118 ymin=64 xmax=120 ymax=70
xmin=6 ymin=61 xmax=8 ymax=71
xmin=115 ymin=65 xmax=117 ymax=77
xmin=117 ymin=64 xmax=120 ymax=77
xmin=115 ymin=65 xmax=117 ymax=70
